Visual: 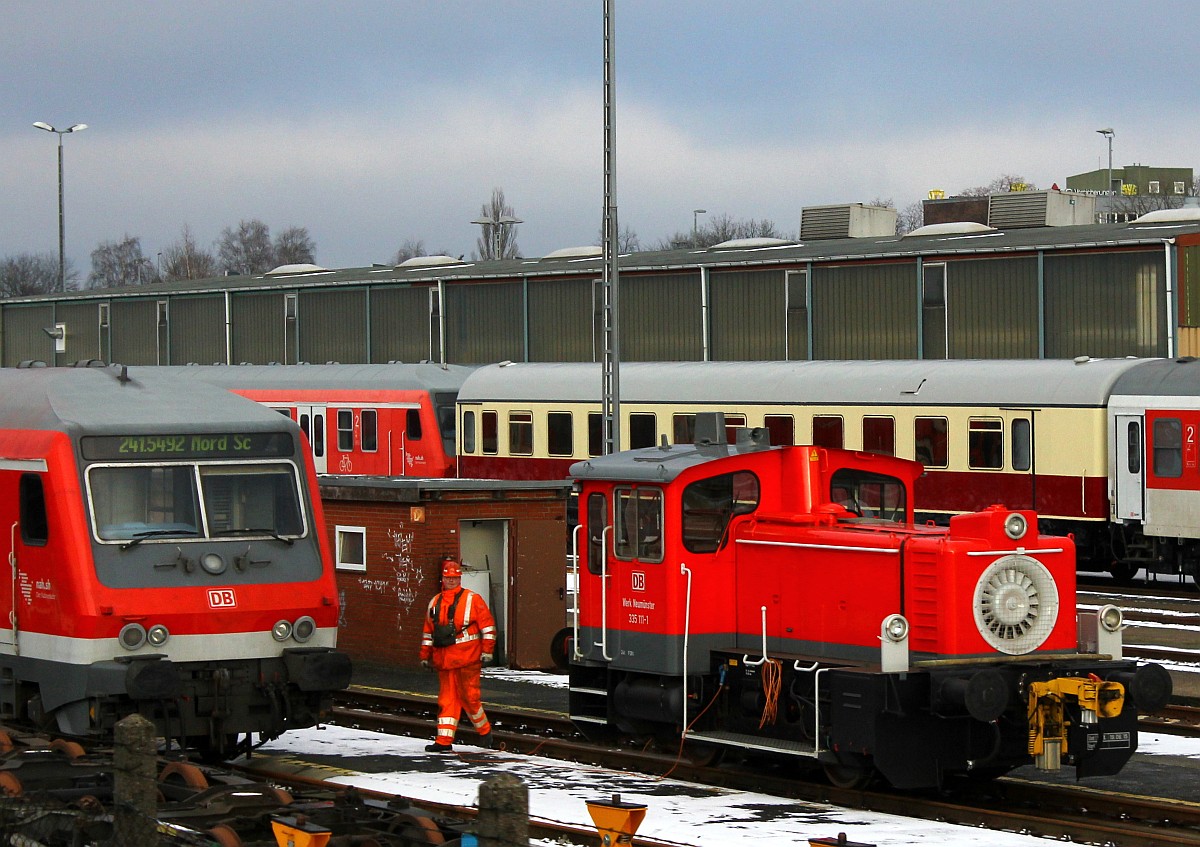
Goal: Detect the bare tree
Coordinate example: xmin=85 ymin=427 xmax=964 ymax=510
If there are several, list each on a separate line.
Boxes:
xmin=393 ymin=239 xmax=427 ymax=264
xmin=88 ymin=235 xmax=159 ymax=289
xmin=1111 ymin=189 xmax=1186 ymax=218
xmin=161 ymin=225 xmax=218 ymax=281
xmin=274 ymin=226 xmax=316 ymax=266
xmin=958 ymin=174 xmax=1038 ymax=197
xmin=0 ymin=253 xmax=76 ymax=297
xmin=897 ymin=200 xmax=925 ymax=235
xmin=594 ymin=224 xmax=640 ymax=253
xmin=473 ymin=188 xmax=521 ymax=260
xmin=653 ymin=214 xmax=783 ymax=250
xmin=218 ymin=219 xmax=275 ymax=275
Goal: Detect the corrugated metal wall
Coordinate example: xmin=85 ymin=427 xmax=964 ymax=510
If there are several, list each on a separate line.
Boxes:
xmin=169 ymin=296 xmax=226 ymax=365
xmin=528 ymin=277 xmax=593 ymax=361
xmin=620 ymin=273 xmax=702 ymax=361
xmin=231 ymin=292 xmax=285 ymax=364
xmin=109 ymin=299 xmax=158 ymax=365
xmin=370 ymin=286 xmax=431 ymax=363
xmin=445 ymin=282 xmax=524 ymax=364
xmin=1179 ymin=244 xmax=1200 ymax=327
xmin=56 ymin=301 xmax=102 ymax=362
xmin=1044 ymin=250 xmax=1165 ymax=358
xmin=2 ymin=304 xmax=55 ymax=365
xmin=299 ymin=288 xmax=367 ymax=364
xmin=947 ymin=257 xmax=1038 ymax=358
xmin=709 ymin=269 xmax=786 ymax=360
xmin=811 ymin=263 xmax=915 ymax=359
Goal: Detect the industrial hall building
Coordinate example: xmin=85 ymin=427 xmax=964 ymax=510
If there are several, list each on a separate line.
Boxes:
xmin=6 ymin=190 xmax=1200 ymax=368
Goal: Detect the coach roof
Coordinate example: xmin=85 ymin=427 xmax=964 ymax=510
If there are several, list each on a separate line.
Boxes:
xmin=135 ymin=362 xmax=475 ymax=393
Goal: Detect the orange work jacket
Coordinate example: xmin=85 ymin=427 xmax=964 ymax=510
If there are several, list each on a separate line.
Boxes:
xmin=419 ymin=588 xmax=497 ymax=670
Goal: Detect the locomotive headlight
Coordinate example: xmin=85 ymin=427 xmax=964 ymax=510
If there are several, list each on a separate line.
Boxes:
xmin=1003 ymin=512 xmax=1028 ymax=540
xmin=200 ymin=552 xmax=227 ymax=575
xmin=292 ymin=616 xmax=316 ymax=643
xmin=1099 ymin=604 xmax=1124 ymax=633
xmin=147 ymin=624 xmax=170 ymax=646
xmin=272 ymin=620 xmax=293 ymax=642
xmin=119 ymin=623 xmax=147 ymax=650
xmin=883 ymin=613 xmax=909 ymax=643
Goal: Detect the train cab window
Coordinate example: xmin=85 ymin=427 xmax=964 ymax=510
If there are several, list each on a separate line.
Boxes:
xmin=682 ymin=470 xmax=760 ymax=553
xmin=361 ymin=410 xmax=378 ymax=452
xmin=614 ymin=487 xmax=663 ymax=562
xmin=862 ymin=416 xmax=895 ymax=456
xmin=547 ymin=411 xmax=573 ymax=456
xmin=337 ymin=410 xmax=354 ymax=451
xmin=406 ymin=408 xmax=423 ymax=440
xmin=509 ymin=411 xmax=534 ymax=456
xmin=1153 ymin=418 xmax=1183 ymax=477
xmin=812 ymin=415 xmax=843 ymax=448
xmin=724 ymin=415 xmax=746 ymax=444
xmin=1012 ymin=418 xmax=1032 ymax=472
xmin=19 ymin=473 xmax=48 ymax=545
xmin=462 ymin=410 xmax=476 ymax=453
xmin=588 ymin=412 xmax=603 ymax=457
xmin=764 ymin=414 xmax=794 ymax=446
xmin=434 ymin=393 xmax=458 ymax=454
xmin=628 ymin=414 xmax=656 ymax=449
xmin=914 ymin=416 xmax=948 ymax=467
xmin=586 ymin=492 xmax=607 ymax=575
xmin=1126 ymin=420 xmax=1142 ymax=474
xmin=829 ymin=468 xmax=906 ymax=522
xmin=673 ymin=414 xmax=696 ymax=444
xmin=968 ymin=418 xmax=1003 ymax=470
xmin=482 ymin=411 xmax=498 ymax=455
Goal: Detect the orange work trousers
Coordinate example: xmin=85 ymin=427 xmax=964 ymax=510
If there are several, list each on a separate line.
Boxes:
xmin=433 ymin=664 xmax=492 ymax=746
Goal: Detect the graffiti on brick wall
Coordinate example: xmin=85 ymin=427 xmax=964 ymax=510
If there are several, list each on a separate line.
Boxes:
xmin=382 ymin=526 xmax=421 ymax=632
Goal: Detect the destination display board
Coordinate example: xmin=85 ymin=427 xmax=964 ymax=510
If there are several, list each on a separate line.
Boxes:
xmin=80 ymin=432 xmax=295 ymax=461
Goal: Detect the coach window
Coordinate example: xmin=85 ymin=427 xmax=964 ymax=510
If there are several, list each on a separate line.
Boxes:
xmin=862 ymin=416 xmax=895 ymax=456
xmin=482 ymin=411 xmax=498 ymax=455
xmin=587 ymin=412 xmax=603 ymax=457
xmin=19 ymin=473 xmax=49 ymax=545
xmin=724 ymin=414 xmax=747 ymax=444
xmin=361 ymin=410 xmax=378 ymax=452
xmin=335 ymin=525 xmax=366 ymax=572
xmin=1012 ymin=418 xmax=1032 ymax=472
xmin=764 ymin=414 xmax=794 ymax=446
xmin=914 ymin=416 xmax=948 ymax=467
xmin=673 ymin=414 xmax=696 ymax=444
xmin=1126 ymin=420 xmax=1142 ymax=474
xmin=462 ymin=410 xmax=476 ymax=453
xmin=547 ymin=411 xmax=573 ymax=457
xmin=614 ymin=487 xmax=663 ymax=562
xmin=812 ymin=415 xmax=843 ymax=449
xmin=337 ymin=410 xmax=354 ymax=451
xmin=682 ymin=470 xmax=760 ymax=553
xmin=509 ymin=411 xmax=534 ymax=456
xmin=406 ymin=408 xmax=423 ymax=440
xmin=1153 ymin=418 xmax=1182 ymax=477
xmin=311 ymin=414 xmax=324 ymax=458
xmin=628 ymin=413 xmax=656 ymax=449
xmin=968 ymin=418 xmax=1003 ymax=470
xmin=586 ymin=492 xmax=607 ymax=575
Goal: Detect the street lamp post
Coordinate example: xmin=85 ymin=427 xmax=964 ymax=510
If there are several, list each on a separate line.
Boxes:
xmin=471 ymin=214 xmax=523 ymax=260
xmin=693 ymin=209 xmax=706 ymax=244
xmin=33 ymin=121 xmax=87 ymax=292
xmin=1096 ymin=127 xmax=1114 ymax=199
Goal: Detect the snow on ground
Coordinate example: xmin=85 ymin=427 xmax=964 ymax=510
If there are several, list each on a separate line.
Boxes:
xmin=481 ymin=668 xmax=568 ymax=688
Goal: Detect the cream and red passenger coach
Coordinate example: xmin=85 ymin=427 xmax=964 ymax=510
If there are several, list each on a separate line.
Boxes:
xmin=457 ymin=357 xmax=1200 ymax=582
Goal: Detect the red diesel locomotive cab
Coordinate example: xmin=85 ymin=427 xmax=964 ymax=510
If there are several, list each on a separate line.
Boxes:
xmin=0 ymin=365 xmax=351 ymax=758
xmin=568 ymin=416 xmax=1171 ymax=790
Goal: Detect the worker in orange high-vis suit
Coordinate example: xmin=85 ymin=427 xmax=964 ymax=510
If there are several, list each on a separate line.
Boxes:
xmin=419 ymin=559 xmax=497 ymax=752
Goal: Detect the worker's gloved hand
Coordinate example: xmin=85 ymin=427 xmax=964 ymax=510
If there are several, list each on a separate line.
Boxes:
xmin=420 ymin=659 xmax=432 ymax=670
xmin=481 ymin=653 xmax=494 ymax=664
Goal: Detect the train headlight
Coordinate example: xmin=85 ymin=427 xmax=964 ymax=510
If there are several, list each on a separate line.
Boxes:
xmin=292 ymin=616 xmax=316 ymax=643
xmin=147 ymin=624 xmax=170 ymax=646
xmin=272 ymin=620 xmax=293 ymax=642
xmin=883 ymin=613 xmax=909 ymax=643
xmin=1003 ymin=512 xmax=1028 ymax=540
xmin=119 ymin=623 xmax=147 ymax=650
xmin=200 ymin=552 xmax=226 ymax=575
xmin=1099 ymin=604 xmax=1123 ymax=633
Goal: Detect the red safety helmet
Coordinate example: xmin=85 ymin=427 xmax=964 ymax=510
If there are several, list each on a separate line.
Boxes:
xmin=441 ymin=559 xmax=462 ymax=578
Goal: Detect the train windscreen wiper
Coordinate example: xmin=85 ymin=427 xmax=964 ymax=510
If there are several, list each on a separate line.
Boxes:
xmin=220 ymin=527 xmax=296 ymax=546
xmin=120 ymin=528 xmax=199 ymax=550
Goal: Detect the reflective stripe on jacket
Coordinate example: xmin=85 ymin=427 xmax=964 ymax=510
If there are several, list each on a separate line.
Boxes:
xmin=419 ymin=587 xmax=497 ymax=670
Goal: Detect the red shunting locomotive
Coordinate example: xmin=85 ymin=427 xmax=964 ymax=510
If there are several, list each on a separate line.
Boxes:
xmin=568 ymin=415 xmax=1172 ymax=789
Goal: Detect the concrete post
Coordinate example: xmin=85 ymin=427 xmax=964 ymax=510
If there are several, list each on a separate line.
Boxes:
xmin=477 ymin=773 xmax=528 ymax=847
xmin=113 ymin=714 xmax=158 ymax=847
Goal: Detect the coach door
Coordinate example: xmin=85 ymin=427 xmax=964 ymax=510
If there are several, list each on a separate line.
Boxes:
xmin=1113 ymin=415 xmax=1145 ymax=522
xmin=295 ymin=405 xmax=327 ymax=474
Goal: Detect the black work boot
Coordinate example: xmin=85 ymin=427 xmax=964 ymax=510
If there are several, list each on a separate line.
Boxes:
xmin=425 ymin=742 xmax=453 ymax=753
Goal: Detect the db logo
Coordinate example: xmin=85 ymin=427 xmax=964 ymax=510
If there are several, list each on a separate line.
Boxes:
xmin=208 ymin=589 xmax=237 ymax=608
xmin=631 ymin=571 xmax=646 ymax=591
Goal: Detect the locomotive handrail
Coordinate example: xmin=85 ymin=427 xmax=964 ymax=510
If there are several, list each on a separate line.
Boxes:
xmin=8 ymin=522 xmax=17 ymax=650
xmin=965 ymin=547 xmax=1064 ymax=556
xmin=571 ymin=523 xmax=583 ymax=661
xmin=598 ymin=525 xmax=613 ymax=661
xmin=743 ymin=605 xmax=768 ymax=666
xmin=680 ymin=561 xmax=693 ymax=739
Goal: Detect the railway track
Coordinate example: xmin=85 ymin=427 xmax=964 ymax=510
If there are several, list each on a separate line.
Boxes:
xmin=329 ymin=686 xmax=1200 ymax=847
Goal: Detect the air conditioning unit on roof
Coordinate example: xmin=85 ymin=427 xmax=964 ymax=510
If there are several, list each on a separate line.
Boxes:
xmin=987 ymin=190 xmax=1096 ymax=228
xmin=800 ymin=203 xmax=897 ymax=240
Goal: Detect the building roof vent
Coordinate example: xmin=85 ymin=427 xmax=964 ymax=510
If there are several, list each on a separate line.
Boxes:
xmin=1131 ymin=207 xmax=1200 ymax=225
xmin=397 ymin=255 xmax=465 ymax=269
xmin=710 ymin=237 xmax=797 ymax=249
xmin=987 ymin=190 xmax=1095 ymax=228
xmin=904 ymin=222 xmax=997 ymax=238
xmin=265 ymin=263 xmax=329 ymax=275
xmin=541 ymin=246 xmax=603 ymax=260
xmin=800 ymin=203 xmax=897 ymax=240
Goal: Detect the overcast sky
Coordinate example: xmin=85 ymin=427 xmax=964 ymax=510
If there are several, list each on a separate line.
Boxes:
xmin=4 ymin=1 xmax=1199 ymax=273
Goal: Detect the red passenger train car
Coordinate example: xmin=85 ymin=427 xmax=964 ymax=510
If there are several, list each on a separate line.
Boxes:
xmin=567 ymin=415 xmax=1171 ymax=789
xmin=0 ymin=364 xmax=351 ymax=758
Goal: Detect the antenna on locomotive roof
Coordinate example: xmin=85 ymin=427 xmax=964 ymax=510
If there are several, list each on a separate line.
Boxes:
xmin=117 ymin=365 xmax=130 ymax=384
xmin=901 ymin=378 xmax=926 ymax=395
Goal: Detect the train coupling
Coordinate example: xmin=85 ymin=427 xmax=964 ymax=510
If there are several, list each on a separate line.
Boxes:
xmin=1026 ymin=675 xmax=1125 ymax=771
xmin=586 ymin=793 xmax=646 ymax=846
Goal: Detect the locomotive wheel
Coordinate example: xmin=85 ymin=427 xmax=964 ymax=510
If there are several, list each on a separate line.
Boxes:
xmin=207 ymin=823 xmax=244 ymax=847
xmin=683 ymin=740 xmax=725 ymax=767
xmin=1108 ymin=561 xmax=1138 ymax=584
xmin=823 ymin=762 xmax=873 ymax=790
xmin=393 ymin=812 xmax=447 ymax=844
xmin=549 ymin=627 xmax=574 ymax=670
xmin=49 ymin=738 xmax=85 ymax=760
xmin=159 ymin=761 xmax=209 ymax=790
